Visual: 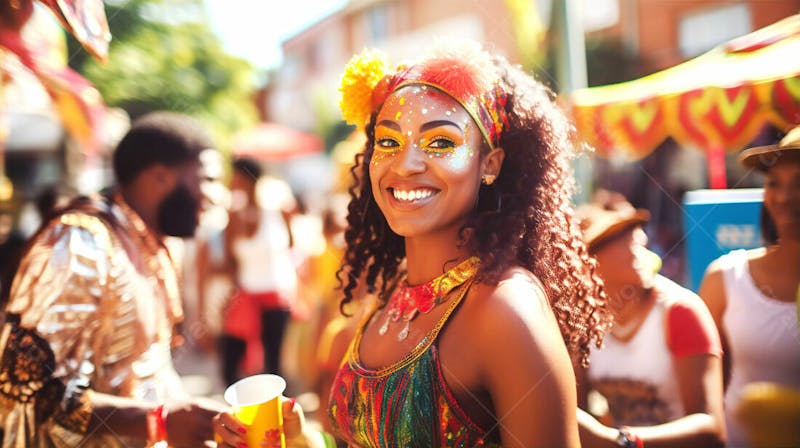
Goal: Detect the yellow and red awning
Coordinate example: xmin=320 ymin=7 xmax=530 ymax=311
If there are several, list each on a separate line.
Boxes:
xmin=569 ymin=14 xmax=800 ymax=160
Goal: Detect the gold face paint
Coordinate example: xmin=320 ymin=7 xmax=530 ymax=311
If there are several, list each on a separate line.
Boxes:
xmin=371 ymin=86 xmax=480 ymax=169
xmin=372 ymin=126 xmax=406 ymax=166
xmin=368 ymin=85 xmax=487 ymax=239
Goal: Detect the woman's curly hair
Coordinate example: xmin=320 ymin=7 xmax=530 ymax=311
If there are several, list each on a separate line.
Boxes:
xmin=338 ymin=56 xmax=611 ymax=366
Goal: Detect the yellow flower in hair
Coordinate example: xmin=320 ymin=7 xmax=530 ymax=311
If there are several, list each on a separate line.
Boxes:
xmin=339 ymin=48 xmax=389 ymax=128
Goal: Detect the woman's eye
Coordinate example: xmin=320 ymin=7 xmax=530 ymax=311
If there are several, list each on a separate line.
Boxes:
xmin=425 ymin=136 xmax=456 ymax=151
xmin=375 ymin=138 xmax=400 ymax=151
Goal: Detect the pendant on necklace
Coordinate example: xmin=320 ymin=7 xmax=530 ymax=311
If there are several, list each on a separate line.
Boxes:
xmin=397 ymin=321 xmax=410 ymax=341
xmin=378 ymin=314 xmax=390 ymax=335
xmin=377 ymin=256 xmax=480 ymax=340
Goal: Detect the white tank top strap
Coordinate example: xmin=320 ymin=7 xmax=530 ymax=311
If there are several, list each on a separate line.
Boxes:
xmin=718 ymin=249 xmax=748 ymax=294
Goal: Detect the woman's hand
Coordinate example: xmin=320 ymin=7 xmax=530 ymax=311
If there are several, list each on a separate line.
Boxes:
xmin=212 ymin=397 xmax=307 ymax=447
xmin=282 ymin=397 xmax=306 ymax=442
xmin=212 ymin=410 xmax=247 ymax=448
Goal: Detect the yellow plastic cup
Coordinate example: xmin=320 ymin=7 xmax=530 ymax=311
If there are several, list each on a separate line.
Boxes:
xmin=223 ymin=374 xmax=287 ymax=448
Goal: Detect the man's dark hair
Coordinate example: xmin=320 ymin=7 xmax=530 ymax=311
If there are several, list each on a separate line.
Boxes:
xmin=113 ymin=111 xmax=212 ymax=186
xmin=232 ymin=157 xmax=263 ymax=181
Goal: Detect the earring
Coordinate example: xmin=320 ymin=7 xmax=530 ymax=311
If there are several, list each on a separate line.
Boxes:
xmin=481 ymin=174 xmax=496 ymax=185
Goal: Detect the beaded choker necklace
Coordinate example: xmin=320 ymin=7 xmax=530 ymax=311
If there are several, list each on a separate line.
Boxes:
xmin=379 ymin=256 xmax=480 ymax=341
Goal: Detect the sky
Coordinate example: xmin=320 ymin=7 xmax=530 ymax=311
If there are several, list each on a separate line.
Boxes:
xmin=204 ymin=0 xmax=347 ymax=70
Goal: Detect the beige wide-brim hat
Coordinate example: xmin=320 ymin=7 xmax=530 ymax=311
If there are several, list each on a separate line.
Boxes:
xmin=738 ymin=125 xmax=800 ymax=171
xmin=575 ymin=192 xmax=650 ymax=253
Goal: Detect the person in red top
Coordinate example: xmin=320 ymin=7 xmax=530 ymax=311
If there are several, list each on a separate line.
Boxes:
xmin=575 ymin=190 xmax=726 ymax=448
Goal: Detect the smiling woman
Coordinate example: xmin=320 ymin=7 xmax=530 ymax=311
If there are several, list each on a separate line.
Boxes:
xmin=699 ymin=126 xmax=800 ymax=447
xmin=369 ymin=86 xmax=490 ymax=239
xmin=214 ymin=38 xmax=613 ymax=448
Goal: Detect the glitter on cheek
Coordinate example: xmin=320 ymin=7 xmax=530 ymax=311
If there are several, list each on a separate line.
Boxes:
xmin=370 ymin=152 xmax=392 ymax=166
xmin=443 ymin=144 xmax=475 ymax=172
xmin=373 ymin=144 xmax=404 ymax=166
xmin=394 ymin=111 xmax=402 ymax=121
xmin=398 ymin=97 xmax=406 ymax=106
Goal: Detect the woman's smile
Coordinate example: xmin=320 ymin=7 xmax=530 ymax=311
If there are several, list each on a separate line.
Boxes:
xmin=369 ymin=85 xmax=484 ymax=237
xmin=389 ymin=186 xmax=438 ymax=203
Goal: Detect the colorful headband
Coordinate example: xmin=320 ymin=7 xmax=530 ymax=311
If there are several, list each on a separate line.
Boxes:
xmin=339 ymin=42 xmax=509 ymax=149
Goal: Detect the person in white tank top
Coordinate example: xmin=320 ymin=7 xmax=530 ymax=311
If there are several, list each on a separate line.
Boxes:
xmin=576 ymin=191 xmax=725 ymax=448
xmin=217 ymin=158 xmax=298 ymax=386
xmin=699 ymin=126 xmax=800 ymax=448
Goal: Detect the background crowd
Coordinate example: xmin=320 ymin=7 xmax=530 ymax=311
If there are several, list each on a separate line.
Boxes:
xmin=0 ymin=1 xmax=798 ymax=447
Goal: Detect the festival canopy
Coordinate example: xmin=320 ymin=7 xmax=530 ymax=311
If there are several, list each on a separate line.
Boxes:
xmin=1 ymin=0 xmax=109 ymax=149
xmin=570 ymin=14 xmax=800 ymax=164
xmin=37 ymin=0 xmax=110 ymax=61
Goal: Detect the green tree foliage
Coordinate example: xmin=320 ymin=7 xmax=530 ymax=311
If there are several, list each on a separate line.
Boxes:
xmin=67 ymin=0 xmax=257 ymax=147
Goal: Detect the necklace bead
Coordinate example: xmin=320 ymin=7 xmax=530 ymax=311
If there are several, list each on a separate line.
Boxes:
xmin=380 ymin=256 xmax=480 ymax=339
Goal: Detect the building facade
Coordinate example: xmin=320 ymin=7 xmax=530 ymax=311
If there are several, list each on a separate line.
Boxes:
xmin=265 ymin=0 xmax=799 ymax=133
xmin=264 ymin=0 xmax=522 ymax=131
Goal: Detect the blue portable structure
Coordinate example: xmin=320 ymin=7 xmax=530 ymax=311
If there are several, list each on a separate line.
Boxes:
xmin=683 ymin=188 xmax=764 ymax=291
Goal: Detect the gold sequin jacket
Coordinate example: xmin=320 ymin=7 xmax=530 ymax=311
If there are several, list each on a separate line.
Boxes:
xmin=0 ymin=194 xmax=185 ymax=447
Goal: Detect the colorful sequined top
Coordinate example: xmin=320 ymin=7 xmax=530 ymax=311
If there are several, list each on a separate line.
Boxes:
xmin=0 ymin=194 xmax=186 ymax=447
xmin=327 ymin=279 xmax=501 ymax=447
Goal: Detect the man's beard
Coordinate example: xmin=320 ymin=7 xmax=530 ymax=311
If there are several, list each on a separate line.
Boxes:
xmin=157 ymin=185 xmax=199 ymax=237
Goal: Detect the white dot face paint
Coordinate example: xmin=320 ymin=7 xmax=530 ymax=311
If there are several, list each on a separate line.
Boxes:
xmin=368 ymin=85 xmax=486 ymax=239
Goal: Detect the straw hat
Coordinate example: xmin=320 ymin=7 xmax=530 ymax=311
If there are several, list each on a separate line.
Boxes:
xmin=576 ymin=191 xmax=650 ymax=253
xmin=738 ymin=125 xmax=800 ymax=171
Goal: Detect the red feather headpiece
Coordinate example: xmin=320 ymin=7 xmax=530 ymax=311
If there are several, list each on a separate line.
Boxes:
xmin=341 ymin=40 xmax=509 ymax=149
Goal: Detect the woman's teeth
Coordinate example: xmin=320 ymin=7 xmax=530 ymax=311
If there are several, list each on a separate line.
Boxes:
xmin=392 ymin=188 xmax=434 ymax=201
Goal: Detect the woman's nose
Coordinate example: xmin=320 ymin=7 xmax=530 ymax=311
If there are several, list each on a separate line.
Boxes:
xmin=390 ymin=142 xmax=426 ymax=176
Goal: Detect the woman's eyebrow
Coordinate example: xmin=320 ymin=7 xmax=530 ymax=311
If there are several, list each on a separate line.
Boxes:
xmin=376 ymin=120 xmax=401 ymax=131
xmin=420 ymin=120 xmax=462 ymax=133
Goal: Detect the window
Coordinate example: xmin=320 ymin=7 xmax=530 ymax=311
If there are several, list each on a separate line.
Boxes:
xmin=365 ymin=4 xmax=389 ymax=44
xmin=679 ymin=4 xmax=751 ymax=57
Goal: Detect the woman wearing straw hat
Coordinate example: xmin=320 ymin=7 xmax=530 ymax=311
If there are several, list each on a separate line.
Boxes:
xmin=575 ymin=191 xmax=725 ymax=448
xmin=699 ymin=125 xmax=800 ymax=447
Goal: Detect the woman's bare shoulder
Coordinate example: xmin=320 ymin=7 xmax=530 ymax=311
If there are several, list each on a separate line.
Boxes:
xmin=469 ymin=266 xmax=558 ymax=350
xmin=478 ymin=266 xmax=548 ymax=308
xmin=466 ymin=266 xmax=574 ymax=412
